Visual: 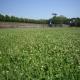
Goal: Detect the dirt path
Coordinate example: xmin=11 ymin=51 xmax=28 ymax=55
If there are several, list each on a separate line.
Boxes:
xmin=0 ymin=22 xmax=48 ymax=28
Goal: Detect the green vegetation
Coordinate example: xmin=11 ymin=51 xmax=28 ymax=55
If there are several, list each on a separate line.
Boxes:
xmin=51 ymin=15 xmax=80 ymax=27
xmin=52 ymin=15 xmax=67 ymax=25
xmin=0 ymin=13 xmax=48 ymax=24
xmin=0 ymin=13 xmax=80 ymax=27
xmin=0 ymin=28 xmax=80 ymax=80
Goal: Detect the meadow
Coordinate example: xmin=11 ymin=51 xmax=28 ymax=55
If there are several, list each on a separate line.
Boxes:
xmin=0 ymin=27 xmax=80 ymax=80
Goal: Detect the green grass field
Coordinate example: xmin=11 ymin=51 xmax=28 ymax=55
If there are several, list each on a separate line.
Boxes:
xmin=0 ymin=28 xmax=80 ymax=80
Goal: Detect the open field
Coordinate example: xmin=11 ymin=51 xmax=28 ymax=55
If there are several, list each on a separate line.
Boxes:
xmin=0 ymin=27 xmax=80 ymax=80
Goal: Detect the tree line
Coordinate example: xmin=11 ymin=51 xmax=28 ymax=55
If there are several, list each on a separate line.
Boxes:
xmin=0 ymin=13 xmax=80 ymax=27
xmin=50 ymin=15 xmax=80 ymax=27
xmin=0 ymin=13 xmax=48 ymax=24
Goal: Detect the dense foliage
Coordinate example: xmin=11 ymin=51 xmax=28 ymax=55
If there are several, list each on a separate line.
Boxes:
xmin=0 ymin=13 xmax=80 ymax=27
xmin=69 ymin=18 xmax=80 ymax=27
xmin=52 ymin=15 xmax=67 ymax=24
xmin=0 ymin=28 xmax=80 ymax=80
xmin=0 ymin=13 xmax=48 ymax=24
xmin=51 ymin=16 xmax=80 ymax=27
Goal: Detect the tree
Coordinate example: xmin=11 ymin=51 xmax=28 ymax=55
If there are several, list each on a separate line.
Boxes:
xmin=52 ymin=13 xmax=57 ymax=26
xmin=0 ymin=14 xmax=5 ymax=21
xmin=52 ymin=15 xmax=67 ymax=26
xmin=5 ymin=15 xmax=10 ymax=22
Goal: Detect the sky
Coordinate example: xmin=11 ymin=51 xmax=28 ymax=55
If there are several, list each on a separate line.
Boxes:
xmin=0 ymin=0 xmax=80 ymax=19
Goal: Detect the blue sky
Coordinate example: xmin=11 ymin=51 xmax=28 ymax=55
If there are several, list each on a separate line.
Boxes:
xmin=0 ymin=0 xmax=80 ymax=19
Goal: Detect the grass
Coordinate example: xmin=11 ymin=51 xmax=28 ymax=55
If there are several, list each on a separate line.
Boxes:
xmin=0 ymin=27 xmax=80 ymax=80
